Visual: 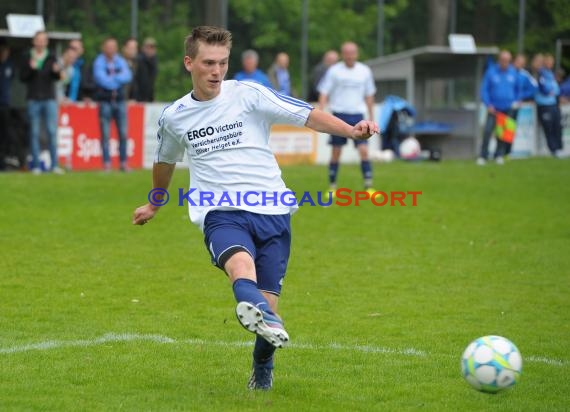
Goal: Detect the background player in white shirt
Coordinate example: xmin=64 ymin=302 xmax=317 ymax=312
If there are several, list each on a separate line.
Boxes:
xmin=132 ymin=26 xmax=379 ymax=390
xmin=318 ymin=42 xmax=377 ymax=194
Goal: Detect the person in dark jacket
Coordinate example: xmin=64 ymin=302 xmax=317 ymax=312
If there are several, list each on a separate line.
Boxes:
xmin=133 ymin=37 xmax=158 ymax=102
xmin=19 ymin=31 xmax=64 ymax=174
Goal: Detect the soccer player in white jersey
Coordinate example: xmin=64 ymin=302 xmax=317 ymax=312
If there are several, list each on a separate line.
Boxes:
xmin=132 ymin=26 xmax=379 ymax=390
xmin=318 ymin=41 xmax=377 ymax=195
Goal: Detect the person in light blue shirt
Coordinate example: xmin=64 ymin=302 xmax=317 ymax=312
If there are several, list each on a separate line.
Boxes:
xmin=234 ymin=49 xmax=272 ymax=89
xmin=477 ymin=50 xmax=518 ymax=165
xmin=93 ymin=37 xmax=132 ymax=171
xmin=532 ymin=53 xmax=562 ymax=157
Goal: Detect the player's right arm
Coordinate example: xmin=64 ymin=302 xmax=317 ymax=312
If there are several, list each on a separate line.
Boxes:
xmin=132 ymin=107 xmax=185 ymax=226
xmin=132 ymin=162 xmax=176 ymax=225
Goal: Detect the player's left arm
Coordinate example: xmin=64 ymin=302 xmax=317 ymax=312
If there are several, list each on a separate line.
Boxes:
xmin=305 ymin=108 xmax=379 ymax=140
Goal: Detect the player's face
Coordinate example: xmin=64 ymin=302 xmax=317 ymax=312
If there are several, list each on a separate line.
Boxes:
xmin=184 ymin=43 xmax=229 ymax=101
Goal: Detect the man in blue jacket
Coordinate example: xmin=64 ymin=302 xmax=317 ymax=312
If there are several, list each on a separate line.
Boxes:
xmin=93 ymin=37 xmax=132 ymax=171
xmin=477 ymin=50 xmax=519 ymax=165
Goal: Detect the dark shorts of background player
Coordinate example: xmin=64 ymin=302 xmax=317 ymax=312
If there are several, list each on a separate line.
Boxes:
xmin=203 ymin=210 xmax=291 ymax=296
xmin=329 ymin=112 xmax=369 ymax=147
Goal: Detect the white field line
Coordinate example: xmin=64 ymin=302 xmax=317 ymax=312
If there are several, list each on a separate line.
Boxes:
xmin=0 ymin=332 xmax=566 ymax=367
xmin=0 ymin=333 xmax=174 ymax=354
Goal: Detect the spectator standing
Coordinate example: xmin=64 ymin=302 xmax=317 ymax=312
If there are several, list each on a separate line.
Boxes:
xmin=93 ymin=37 xmax=132 ymax=171
xmin=133 ymin=37 xmax=158 ymax=102
xmin=308 ymin=50 xmax=339 ymax=102
xmin=534 ymin=53 xmax=563 ymax=157
xmin=19 ymin=31 xmax=63 ymax=174
xmin=318 ymin=41 xmax=377 ymax=193
xmin=267 ymin=52 xmax=292 ymax=96
xmin=67 ymin=39 xmax=88 ymax=101
xmin=234 ymin=49 xmax=272 ymax=88
xmin=505 ymin=53 xmax=537 ymax=156
xmin=55 ymin=46 xmax=79 ymax=103
xmin=0 ymin=39 xmax=14 ymax=171
xmin=514 ymin=54 xmax=537 ymax=103
xmin=122 ymin=38 xmax=139 ymax=101
xmin=476 ymin=50 xmax=518 ymax=165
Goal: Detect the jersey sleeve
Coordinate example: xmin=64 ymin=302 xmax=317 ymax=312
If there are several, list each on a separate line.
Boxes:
xmin=245 ymin=82 xmax=313 ymax=127
xmin=154 ymin=111 xmax=185 ymax=164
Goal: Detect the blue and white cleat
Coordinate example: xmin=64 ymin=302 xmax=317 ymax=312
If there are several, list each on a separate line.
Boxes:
xmin=235 ymin=302 xmax=289 ymax=348
xmin=247 ymin=362 xmax=273 ymax=390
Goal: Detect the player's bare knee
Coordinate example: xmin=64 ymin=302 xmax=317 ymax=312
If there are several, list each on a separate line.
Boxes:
xmin=225 ymin=251 xmax=256 ymax=282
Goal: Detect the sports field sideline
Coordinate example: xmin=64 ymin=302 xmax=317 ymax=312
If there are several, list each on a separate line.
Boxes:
xmin=0 ymin=158 xmax=568 ymax=411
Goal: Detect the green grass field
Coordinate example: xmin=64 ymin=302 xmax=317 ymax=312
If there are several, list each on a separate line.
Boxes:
xmin=1 ymin=158 xmax=569 ymax=411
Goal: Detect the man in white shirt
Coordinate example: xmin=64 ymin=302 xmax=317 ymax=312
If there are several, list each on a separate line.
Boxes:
xmin=132 ymin=26 xmax=378 ymax=391
xmin=318 ymin=42 xmax=377 ymax=194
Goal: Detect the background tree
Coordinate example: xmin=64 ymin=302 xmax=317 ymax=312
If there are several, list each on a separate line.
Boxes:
xmin=2 ymin=0 xmax=569 ymax=101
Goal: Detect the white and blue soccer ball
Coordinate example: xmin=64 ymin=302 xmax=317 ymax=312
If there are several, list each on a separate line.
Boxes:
xmin=461 ymin=335 xmax=522 ymax=393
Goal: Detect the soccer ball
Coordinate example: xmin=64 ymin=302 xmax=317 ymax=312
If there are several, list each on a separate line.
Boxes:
xmin=399 ymin=136 xmax=421 ymax=159
xmin=461 ymin=335 xmax=522 ymax=393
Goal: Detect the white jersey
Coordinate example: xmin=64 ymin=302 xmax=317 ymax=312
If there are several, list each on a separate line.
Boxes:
xmin=155 ymin=80 xmax=313 ymax=230
xmin=317 ymin=61 xmax=376 ymax=115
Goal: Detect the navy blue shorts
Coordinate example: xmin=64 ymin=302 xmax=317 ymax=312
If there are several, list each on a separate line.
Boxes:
xmin=329 ymin=112 xmax=368 ymax=147
xmin=203 ymin=210 xmax=291 ymax=296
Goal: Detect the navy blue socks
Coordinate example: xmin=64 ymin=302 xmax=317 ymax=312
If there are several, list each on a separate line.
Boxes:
xmin=232 ymin=278 xmax=277 ymax=366
xmin=329 ymin=162 xmax=339 ymax=186
xmin=253 ymin=334 xmax=275 ymax=366
xmin=232 ymin=278 xmax=274 ymax=315
xmin=361 ymin=160 xmax=373 ymax=189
